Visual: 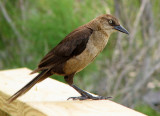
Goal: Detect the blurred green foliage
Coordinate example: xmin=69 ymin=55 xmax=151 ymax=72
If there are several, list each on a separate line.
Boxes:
xmin=135 ymin=104 xmax=160 ymax=116
xmin=0 ymin=0 xmax=111 ymax=69
xmin=0 ymin=0 xmax=115 ymax=81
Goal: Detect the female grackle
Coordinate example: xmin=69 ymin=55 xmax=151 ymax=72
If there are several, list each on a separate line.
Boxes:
xmin=8 ymin=14 xmax=129 ymax=103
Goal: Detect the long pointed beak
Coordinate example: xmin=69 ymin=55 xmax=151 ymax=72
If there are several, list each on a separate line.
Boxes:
xmin=114 ymin=25 xmax=129 ymax=34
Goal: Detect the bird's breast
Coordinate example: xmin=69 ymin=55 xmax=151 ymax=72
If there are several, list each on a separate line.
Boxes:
xmin=64 ymin=31 xmax=109 ymax=75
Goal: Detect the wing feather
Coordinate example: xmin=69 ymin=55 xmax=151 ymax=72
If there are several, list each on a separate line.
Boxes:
xmin=31 ymin=26 xmax=93 ymax=74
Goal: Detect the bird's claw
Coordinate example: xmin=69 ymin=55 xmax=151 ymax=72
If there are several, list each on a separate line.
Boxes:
xmin=67 ymin=96 xmax=88 ymax=100
xmin=91 ymin=96 xmax=112 ymax=100
xmin=67 ymin=95 xmax=112 ymax=100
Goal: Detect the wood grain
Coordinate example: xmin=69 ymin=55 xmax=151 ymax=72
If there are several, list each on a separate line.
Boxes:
xmin=0 ymin=68 xmax=147 ymax=116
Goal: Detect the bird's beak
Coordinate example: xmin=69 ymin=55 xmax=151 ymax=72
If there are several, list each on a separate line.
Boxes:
xmin=114 ymin=25 xmax=129 ymax=34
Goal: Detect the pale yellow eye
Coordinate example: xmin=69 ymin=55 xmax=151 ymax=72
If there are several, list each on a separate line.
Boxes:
xmin=109 ymin=20 xmax=112 ymax=24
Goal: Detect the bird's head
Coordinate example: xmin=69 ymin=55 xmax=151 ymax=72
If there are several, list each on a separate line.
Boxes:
xmin=93 ymin=14 xmax=129 ymax=35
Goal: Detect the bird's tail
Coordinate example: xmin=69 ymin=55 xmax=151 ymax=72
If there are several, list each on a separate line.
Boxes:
xmin=7 ymin=70 xmax=48 ymax=103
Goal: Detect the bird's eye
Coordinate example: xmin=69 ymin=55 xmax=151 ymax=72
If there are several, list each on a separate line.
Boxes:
xmin=108 ymin=20 xmax=113 ymax=24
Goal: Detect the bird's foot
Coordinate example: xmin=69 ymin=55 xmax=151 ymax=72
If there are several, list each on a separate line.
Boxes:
xmin=68 ymin=85 xmax=111 ymax=100
xmin=67 ymin=95 xmax=112 ymax=100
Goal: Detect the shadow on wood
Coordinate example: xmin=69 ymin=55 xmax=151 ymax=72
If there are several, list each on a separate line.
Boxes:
xmin=0 ymin=68 xmax=147 ymax=116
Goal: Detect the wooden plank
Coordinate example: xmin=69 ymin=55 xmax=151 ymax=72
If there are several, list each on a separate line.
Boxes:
xmin=0 ymin=68 xmax=147 ymax=116
xmin=0 ymin=109 xmax=9 ymax=116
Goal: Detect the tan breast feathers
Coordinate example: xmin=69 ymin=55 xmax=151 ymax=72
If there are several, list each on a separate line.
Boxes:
xmin=64 ymin=31 xmax=110 ymax=75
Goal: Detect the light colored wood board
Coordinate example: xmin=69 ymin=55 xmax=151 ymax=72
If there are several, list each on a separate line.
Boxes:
xmin=28 ymin=100 xmax=147 ymax=116
xmin=0 ymin=109 xmax=9 ymax=116
xmin=0 ymin=68 xmax=79 ymax=116
xmin=0 ymin=91 xmax=46 ymax=116
xmin=0 ymin=68 xmax=80 ymax=102
xmin=0 ymin=68 xmax=147 ymax=116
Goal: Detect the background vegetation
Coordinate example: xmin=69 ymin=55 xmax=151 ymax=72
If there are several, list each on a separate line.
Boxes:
xmin=0 ymin=0 xmax=160 ymax=115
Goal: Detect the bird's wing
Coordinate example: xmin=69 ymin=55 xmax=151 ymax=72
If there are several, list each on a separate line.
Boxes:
xmin=31 ymin=26 xmax=93 ymax=74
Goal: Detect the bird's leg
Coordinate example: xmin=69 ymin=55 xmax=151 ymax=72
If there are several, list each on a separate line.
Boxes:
xmin=68 ymin=84 xmax=111 ymax=100
xmin=70 ymin=84 xmax=93 ymax=99
xmin=64 ymin=74 xmax=111 ymax=100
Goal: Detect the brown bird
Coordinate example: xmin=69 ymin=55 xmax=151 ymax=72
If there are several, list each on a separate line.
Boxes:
xmin=8 ymin=14 xmax=129 ymax=103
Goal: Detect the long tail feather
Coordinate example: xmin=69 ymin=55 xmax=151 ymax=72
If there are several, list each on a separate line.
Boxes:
xmin=7 ymin=70 xmax=48 ymax=103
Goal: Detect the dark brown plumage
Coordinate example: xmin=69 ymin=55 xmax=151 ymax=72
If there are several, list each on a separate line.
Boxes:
xmin=32 ymin=26 xmax=93 ymax=75
xmin=8 ymin=14 xmax=129 ymax=103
